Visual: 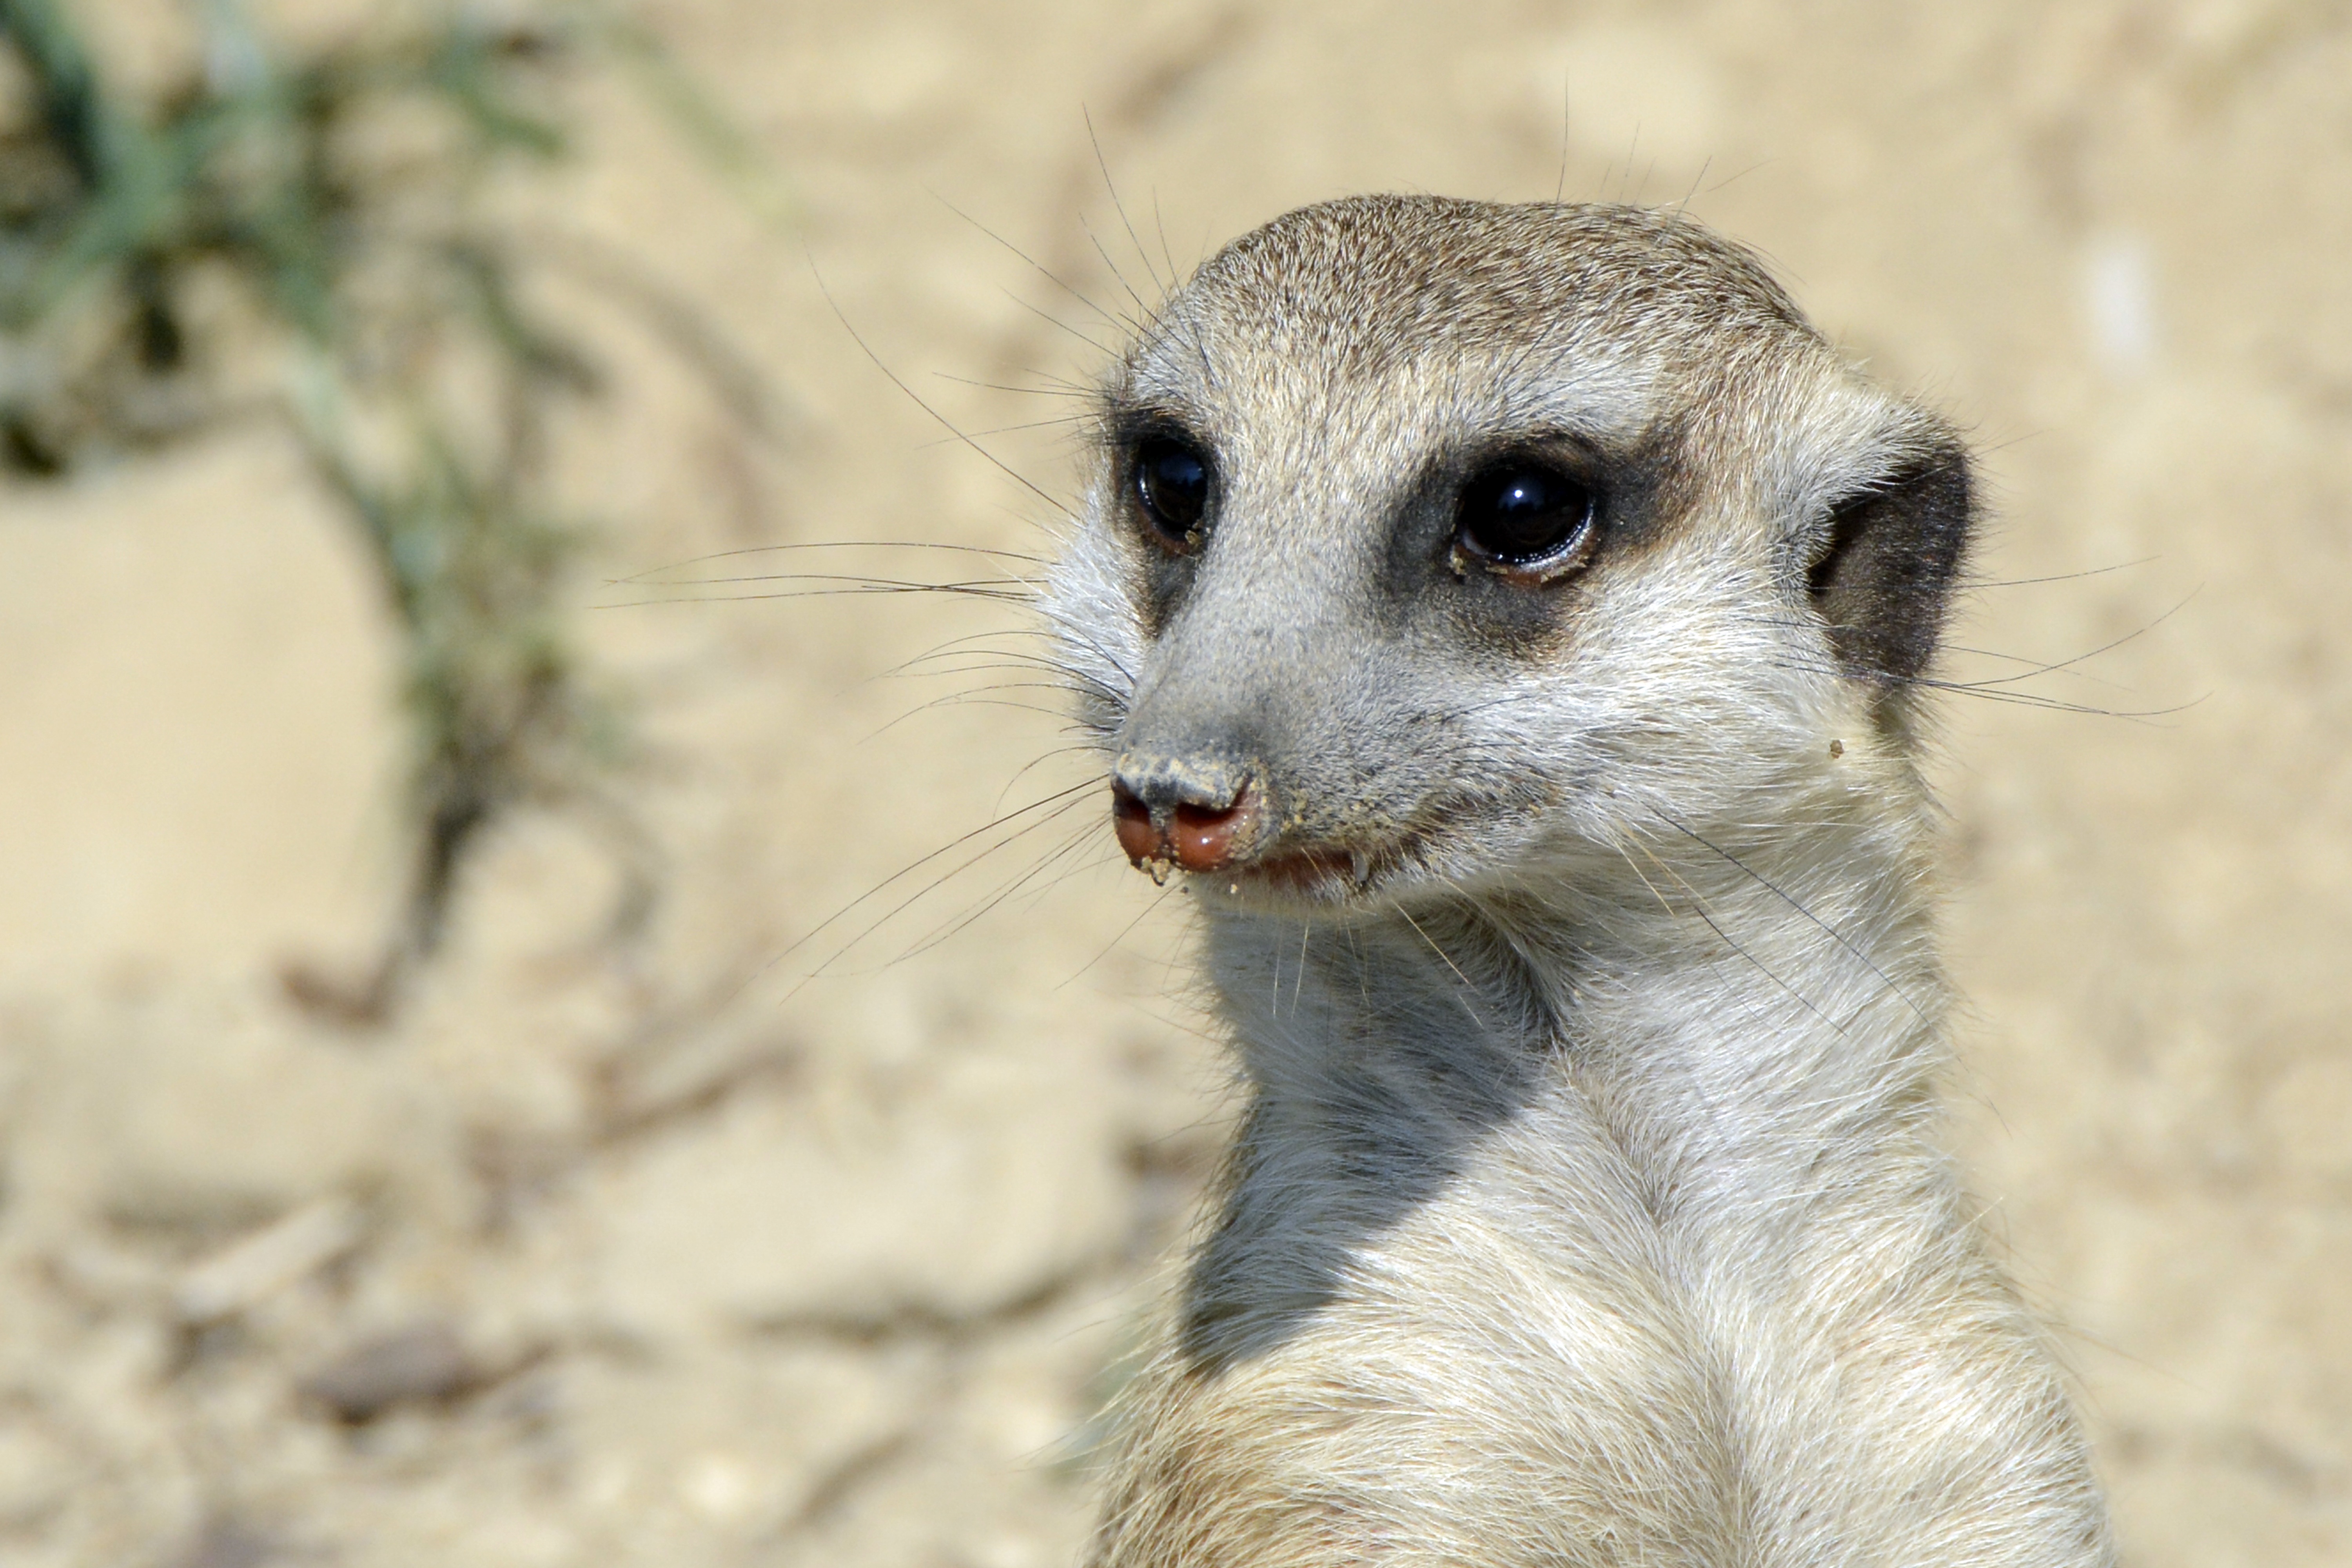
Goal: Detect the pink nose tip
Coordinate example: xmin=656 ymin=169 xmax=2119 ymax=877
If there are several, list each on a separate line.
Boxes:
xmin=1112 ymin=781 xmax=1252 ymax=873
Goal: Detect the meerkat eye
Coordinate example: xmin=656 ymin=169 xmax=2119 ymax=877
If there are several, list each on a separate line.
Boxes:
xmin=1454 ymin=459 xmax=1598 ymax=578
xmin=1133 ymin=435 xmax=1213 ymax=550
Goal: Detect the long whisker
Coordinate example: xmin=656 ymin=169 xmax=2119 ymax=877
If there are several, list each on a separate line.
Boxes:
xmin=1087 ymin=112 xmax=1167 ymax=297
xmin=1001 ymin=285 xmax=1129 ymax=358
xmin=763 ymin=779 xmax=1102 ymax=985
xmin=1623 ymin=835 xmax=1848 ymax=1038
xmin=917 ymin=413 xmax=1092 ymax=447
xmin=1080 ymin=212 xmax=1156 ymax=321
xmin=890 ymin=817 xmax=1116 ymax=964
xmin=789 ymin=794 xmax=1102 ymax=990
xmin=858 ymin=686 xmax=1090 ymax=744
xmin=1645 ymin=807 xmax=1929 ymax=1023
xmin=932 ymin=187 xmax=1134 ymax=332
xmin=637 ymin=571 xmax=1035 ymax=593
xmin=1938 ymin=588 xmax=2198 ymax=691
xmin=1057 ymin=878 xmax=1181 ymax=991
xmin=996 ymin=745 xmax=1106 ymax=813
xmin=932 ymin=369 xmax=1098 ymax=400
xmin=613 ymin=540 xmax=1049 ymax=584
xmin=599 ymin=578 xmax=1038 ymax=609
xmin=809 ymin=262 xmax=1064 ymax=512
xmin=1749 ymin=651 xmax=2197 ymax=720
xmin=1388 ymin=899 xmax=1488 ymax=1028
xmin=873 ymin=596 xmax=1138 ymax=696
xmin=1968 ymin=556 xmax=2157 ymax=588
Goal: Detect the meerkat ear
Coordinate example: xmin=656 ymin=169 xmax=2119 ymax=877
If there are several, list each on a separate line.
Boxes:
xmin=1806 ymin=437 xmax=1973 ymax=685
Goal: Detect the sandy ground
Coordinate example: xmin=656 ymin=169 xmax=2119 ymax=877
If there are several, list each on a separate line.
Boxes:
xmin=0 ymin=1 xmax=2346 ymax=1563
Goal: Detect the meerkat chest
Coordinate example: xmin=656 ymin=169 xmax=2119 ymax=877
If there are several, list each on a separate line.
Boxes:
xmin=1112 ymin=1072 xmax=1751 ymax=1565
xmin=1107 ymin=1063 xmax=2054 ymax=1568
xmin=1110 ymin=923 xmax=2014 ymax=1566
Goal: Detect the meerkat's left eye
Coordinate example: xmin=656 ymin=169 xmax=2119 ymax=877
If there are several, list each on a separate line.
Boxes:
xmin=1453 ymin=459 xmax=1598 ymax=579
xmin=1133 ymin=435 xmax=1213 ymax=551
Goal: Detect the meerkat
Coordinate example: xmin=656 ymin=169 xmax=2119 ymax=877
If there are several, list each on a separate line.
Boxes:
xmin=1042 ymin=196 xmax=2111 ymax=1565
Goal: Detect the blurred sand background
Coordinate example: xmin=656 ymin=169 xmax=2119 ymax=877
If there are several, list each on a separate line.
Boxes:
xmin=0 ymin=0 xmax=2346 ymax=1563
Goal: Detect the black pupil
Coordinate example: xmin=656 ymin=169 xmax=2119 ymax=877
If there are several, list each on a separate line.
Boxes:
xmin=1459 ymin=463 xmax=1591 ymax=563
xmin=1136 ymin=438 xmax=1210 ymax=541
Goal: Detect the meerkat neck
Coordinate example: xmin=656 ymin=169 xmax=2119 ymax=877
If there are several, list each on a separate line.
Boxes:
xmin=1189 ymin=794 xmax=1961 ymax=1354
xmin=1132 ymin=827 xmax=2106 ymax=1565
xmin=1220 ymin=798 xmax=1943 ymax=1141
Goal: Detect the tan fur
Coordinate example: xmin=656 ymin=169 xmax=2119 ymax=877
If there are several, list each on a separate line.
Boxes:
xmin=1046 ymin=198 xmax=2111 ymax=1566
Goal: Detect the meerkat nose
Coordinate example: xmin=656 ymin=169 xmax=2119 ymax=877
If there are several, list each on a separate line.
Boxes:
xmin=1169 ymin=791 xmax=1250 ymax=872
xmin=1111 ymin=782 xmax=1160 ymax=866
xmin=1109 ymin=772 xmax=1260 ymax=874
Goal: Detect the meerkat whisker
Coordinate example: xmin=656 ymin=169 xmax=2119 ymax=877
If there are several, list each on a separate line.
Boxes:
xmin=1624 ymin=833 xmax=1852 ymax=1038
xmin=792 ymin=794 xmax=1103 ymax=986
xmin=811 ymin=263 xmax=1065 ymax=512
xmin=998 ymin=284 xmax=1131 ymax=359
xmin=760 ymin=779 xmax=1101 ymax=986
xmin=614 ymin=539 xmax=1051 ymax=584
xmin=598 ymin=580 xmax=1039 ymax=611
xmin=935 ymin=190 xmax=1131 ymax=330
xmin=1969 ymin=556 xmax=2158 ymax=588
xmin=889 ymin=815 xmax=1115 ymax=965
xmin=932 ymin=368 xmax=1102 ymax=401
xmin=1644 ymin=808 xmax=1932 ymax=1023
xmin=915 ymin=411 xmax=1097 ymax=447
xmin=1085 ymin=116 xmax=1169 ymax=298
xmin=1938 ymin=588 xmax=2197 ymax=690
xmin=1056 ymin=877 xmax=1187 ymax=993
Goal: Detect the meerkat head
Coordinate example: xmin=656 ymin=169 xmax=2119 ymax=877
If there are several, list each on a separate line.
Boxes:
xmin=1047 ymin=196 xmax=1972 ymax=912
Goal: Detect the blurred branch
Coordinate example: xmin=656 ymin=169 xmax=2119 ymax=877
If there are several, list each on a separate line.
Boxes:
xmin=0 ymin=0 xmax=786 ymax=1022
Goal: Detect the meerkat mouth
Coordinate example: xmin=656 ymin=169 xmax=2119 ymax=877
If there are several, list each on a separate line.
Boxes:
xmin=1138 ymin=800 xmax=1475 ymax=909
xmin=1186 ymin=828 xmax=1464 ymax=910
xmin=1214 ymin=844 xmax=1361 ymax=898
xmin=1119 ymin=839 xmax=1364 ymax=903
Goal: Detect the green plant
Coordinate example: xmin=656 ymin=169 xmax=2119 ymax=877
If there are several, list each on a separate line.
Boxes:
xmin=0 ymin=0 xmax=771 ymax=1019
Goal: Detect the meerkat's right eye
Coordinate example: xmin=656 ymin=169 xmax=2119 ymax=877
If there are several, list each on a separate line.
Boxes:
xmin=1452 ymin=459 xmax=1599 ymax=582
xmin=1132 ymin=435 xmax=1212 ymax=551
